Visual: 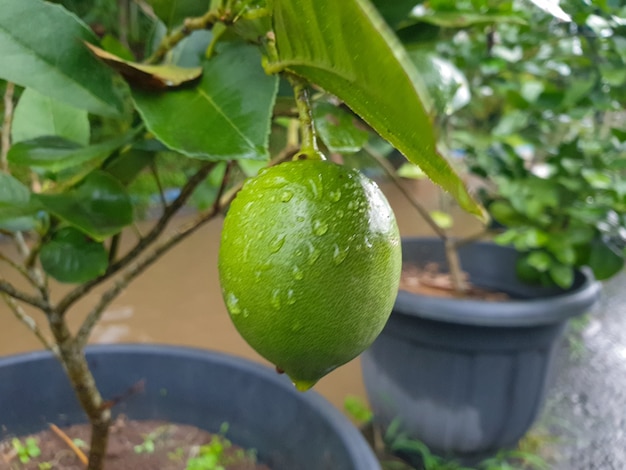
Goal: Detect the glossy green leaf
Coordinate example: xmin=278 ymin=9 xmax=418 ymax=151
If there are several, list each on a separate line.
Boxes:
xmin=408 ymin=51 xmax=470 ymax=116
xmin=8 ymin=134 xmax=132 ymax=173
xmin=147 ymin=0 xmax=211 ymax=28
xmin=12 ymin=88 xmax=90 ymax=145
xmin=588 ymin=239 xmax=624 ymax=280
xmin=104 ymin=149 xmax=156 ymax=186
xmin=313 ymin=101 xmax=369 ymax=153
xmin=0 ymin=174 xmax=41 ymax=231
xmin=133 ymin=42 xmax=278 ymax=161
xmin=549 ymin=263 xmax=574 ymax=289
xmin=0 ymin=0 xmax=124 ymax=116
xmin=397 ymin=162 xmax=427 ymax=179
xmin=270 ymin=0 xmax=482 ymax=216
xmin=527 ymin=250 xmax=552 ymax=272
xmin=39 ymin=227 xmax=108 ymax=283
xmin=86 ymin=43 xmax=202 ymax=90
xmin=34 ymin=171 xmax=133 ymax=240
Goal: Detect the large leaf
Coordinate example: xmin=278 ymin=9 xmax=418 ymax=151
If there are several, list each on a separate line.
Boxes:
xmin=370 ymin=0 xmax=418 ymax=28
xmin=34 ymin=171 xmax=133 ymax=240
xmin=408 ymin=51 xmax=470 ymax=116
xmin=39 ymin=227 xmax=108 ymax=284
xmin=12 ymin=88 xmax=90 ymax=145
xmin=313 ymin=101 xmax=369 ymax=153
xmin=270 ymin=0 xmax=482 ymax=216
xmin=147 ymin=0 xmax=211 ymax=28
xmin=0 ymin=0 xmax=124 ymax=116
xmin=133 ymin=42 xmax=278 ymax=161
xmin=8 ymin=134 xmax=133 ymax=173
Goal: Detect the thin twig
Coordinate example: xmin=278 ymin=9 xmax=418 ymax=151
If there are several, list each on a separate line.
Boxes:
xmin=144 ymin=9 xmax=228 ymax=64
xmin=1 ymin=82 xmax=15 ymax=172
xmin=1 ymin=294 xmax=57 ymax=356
xmin=0 ymin=252 xmax=34 ymax=285
xmin=57 ymin=162 xmax=217 ymax=315
xmin=49 ymin=423 xmax=89 ymax=465
xmin=0 ymin=279 xmax=50 ymax=312
xmin=150 ymin=162 xmax=168 ymax=210
xmin=75 ymin=154 xmax=288 ymax=347
xmin=108 ymin=234 xmax=121 ymax=265
xmin=364 ymin=145 xmax=447 ymax=238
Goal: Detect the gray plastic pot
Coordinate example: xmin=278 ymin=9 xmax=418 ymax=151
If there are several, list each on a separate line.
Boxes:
xmin=361 ymin=238 xmax=601 ymax=462
xmin=0 ymin=344 xmax=380 ymax=470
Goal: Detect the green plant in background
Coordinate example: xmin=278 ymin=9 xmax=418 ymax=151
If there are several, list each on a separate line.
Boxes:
xmin=0 ymin=1 xmax=476 ymax=469
xmin=371 ymin=0 xmax=626 ymax=289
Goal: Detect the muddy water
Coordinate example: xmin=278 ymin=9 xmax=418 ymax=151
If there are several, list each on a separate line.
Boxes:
xmin=0 ymin=180 xmax=481 ymax=411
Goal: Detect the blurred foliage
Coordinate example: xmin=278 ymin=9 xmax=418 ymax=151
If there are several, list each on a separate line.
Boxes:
xmin=383 ymin=0 xmax=626 ymax=287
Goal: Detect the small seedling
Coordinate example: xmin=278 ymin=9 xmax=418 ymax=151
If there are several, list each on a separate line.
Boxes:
xmin=11 ymin=437 xmax=41 ymax=464
xmin=185 ymin=423 xmax=258 ymax=470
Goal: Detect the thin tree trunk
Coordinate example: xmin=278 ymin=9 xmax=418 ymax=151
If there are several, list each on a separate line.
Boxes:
xmin=48 ymin=313 xmax=111 ymax=470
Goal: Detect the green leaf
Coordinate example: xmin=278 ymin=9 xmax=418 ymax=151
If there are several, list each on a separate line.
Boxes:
xmin=147 ymin=0 xmax=211 ymax=28
xmin=133 ymin=42 xmax=278 ymax=161
xmin=429 ymin=210 xmax=453 ymax=230
xmin=8 ymin=134 xmax=133 ymax=173
xmin=270 ymin=0 xmax=482 ymax=217
xmin=85 ymin=43 xmax=203 ymax=90
xmin=104 ymin=148 xmax=156 ymax=186
xmin=549 ymin=263 xmax=575 ymax=289
xmin=589 ymin=239 xmax=624 ymax=280
xmin=313 ymin=101 xmax=369 ymax=153
xmin=0 ymin=0 xmax=124 ymax=116
xmin=34 ymin=171 xmax=133 ymax=240
xmin=370 ymin=0 xmax=417 ymax=28
xmin=527 ymin=250 xmax=552 ymax=272
xmin=39 ymin=227 xmax=108 ymax=283
xmin=12 ymin=88 xmax=90 ymax=145
xmin=343 ymin=395 xmax=373 ymax=423
xmin=0 ymin=174 xmax=41 ymax=232
xmin=408 ymin=51 xmax=470 ymax=116
xmin=396 ymin=162 xmax=426 ymax=179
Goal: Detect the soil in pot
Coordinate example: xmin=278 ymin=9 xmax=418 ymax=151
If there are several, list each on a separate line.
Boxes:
xmin=0 ymin=415 xmax=271 ymax=470
xmin=400 ymin=263 xmax=510 ymax=301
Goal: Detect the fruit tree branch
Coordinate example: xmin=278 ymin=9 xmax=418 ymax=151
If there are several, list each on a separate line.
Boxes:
xmin=0 ymin=278 xmax=50 ymax=313
xmin=57 ymin=161 xmax=218 ymax=316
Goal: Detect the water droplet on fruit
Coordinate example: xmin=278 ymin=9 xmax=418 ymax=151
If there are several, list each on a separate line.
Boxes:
xmin=226 ymin=293 xmax=241 ymax=315
xmin=309 ymin=179 xmax=320 ymax=199
xmin=348 ymin=201 xmax=357 ymax=210
xmin=286 ymin=289 xmax=296 ymax=305
xmin=313 ymin=220 xmax=328 ymax=236
xmin=329 ymin=189 xmax=341 ymax=202
xmin=270 ymin=234 xmax=286 ymax=253
xmin=243 ymin=309 xmax=250 ymax=318
xmin=271 ymin=289 xmax=281 ymax=309
xmin=333 ymin=244 xmax=349 ymax=265
xmin=296 ymin=216 xmax=305 ymax=223
xmin=281 ymin=190 xmax=293 ymax=202
xmin=336 ymin=210 xmax=344 ymax=219
xmin=292 ymin=265 xmax=304 ymax=280
xmin=306 ymin=242 xmax=320 ymax=265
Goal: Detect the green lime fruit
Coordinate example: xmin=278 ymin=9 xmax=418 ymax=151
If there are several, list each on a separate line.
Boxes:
xmin=218 ymin=159 xmax=401 ymax=391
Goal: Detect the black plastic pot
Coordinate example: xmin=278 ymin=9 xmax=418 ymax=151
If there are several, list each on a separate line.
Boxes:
xmin=0 ymin=344 xmax=380 ymax=470
xmin=361 ymin=238 xmax=601 ymax=462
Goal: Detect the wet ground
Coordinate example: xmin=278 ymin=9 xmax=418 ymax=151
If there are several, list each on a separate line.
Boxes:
xmin=546 ymin=271 xmax=626 ymax=469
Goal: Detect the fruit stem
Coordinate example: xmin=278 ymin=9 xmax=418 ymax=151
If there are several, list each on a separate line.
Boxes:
xmin=287 ymin=74 xmax=325 ymax=161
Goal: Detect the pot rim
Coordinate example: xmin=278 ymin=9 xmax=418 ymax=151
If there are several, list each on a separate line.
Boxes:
xmin=395 ymin=237 xmax=602 ymax=327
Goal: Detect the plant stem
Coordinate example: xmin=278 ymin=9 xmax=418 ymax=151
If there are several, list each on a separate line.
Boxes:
xmin=144 ymin=9 xmax=230 ymax=64
xmin=48 ymin=313 xmax=111 ymax=470
xmin=287 ymin=74 xmax=322 ymax=160
xmin=1 ymin=294 xmax=58 ymax=356
xmin=1 ymin=82 xmax=15 ymax=172
xmin=444 ymin=237 xmax=468 ymax=294
xmin=0 ymin=279 xmax=49 ymax=312
xmin=365 ymin=145 xmax=447 ymax=238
